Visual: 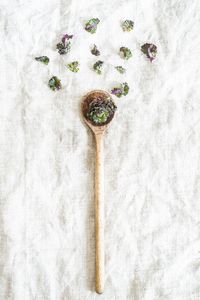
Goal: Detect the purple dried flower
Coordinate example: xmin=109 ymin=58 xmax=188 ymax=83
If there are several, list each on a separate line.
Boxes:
xmin=91 ymin=44 xmax=100 ymax=56
xmin=61 ymin=34 xmax=73 ymax=46
xmin=141 ymin=43 xmax=157 ymax=62
xmin=111 ymin=88 xmax=123 ymax=97
xmin=56 ymin=34 xmax=73 ymax=55
xmin=111 ymin=82 xmax=129 ymax=98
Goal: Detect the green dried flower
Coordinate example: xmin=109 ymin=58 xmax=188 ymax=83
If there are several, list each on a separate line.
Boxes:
xmin=85 ymin=18 xmax=100 ymax=34
xmin=123 ymin=82 xmax=129 ymax=96
xmin=115 ymin=66 xmax=126 ymax=74
xmin=111 ymin=82 xmax=129 ymax=98
xmin=57 ymin=42 xmax=71 ymax=55
xmin=48 ymin=76 xmax=62 ymax=91
xmin=90 ymin=110 xmax=109 ymax=124
xmin=35 ymin=56 xmax=49 ymax=65
xmin=141 ymin=43 xmax=157 ymax=62
xmin=120 ymin=47 xmax=132 ymax=60
xmin=122 ymin=20 xmax=134 ymax=32
xmin=67 ymin=61 xmax=79 ymax=72
xmin=91 ymin=44 xmax=100 ymax=56
xmin=93 ymin=60 xmax=104 ymax=74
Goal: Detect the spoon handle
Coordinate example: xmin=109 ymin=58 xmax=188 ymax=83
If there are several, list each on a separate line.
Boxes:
xmin=95 ymin=133 xmax=104 ymax=294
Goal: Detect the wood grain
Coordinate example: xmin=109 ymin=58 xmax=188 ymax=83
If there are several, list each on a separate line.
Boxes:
xmin=95 ymin=133 xmax=105 ymax=294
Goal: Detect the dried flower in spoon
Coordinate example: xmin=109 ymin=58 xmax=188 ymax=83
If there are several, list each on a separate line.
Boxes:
xmin=85 ymin=18 xmax=100 ymax=34
xmin=86 ymin=97 xmax=117 ymax=125
xmin=122 ymin=20 xmax=134 ymax=32
xmin=91 ymin=44 xmax=100 ymax=56
xmin=67 ymin=61 xmax=79 ymax=72
xmin=115 ymin=66 xmax=126 ymax=74
xmin=141 ymin=43 xmax=157 ymax=62
xmin=120 ymin=47 xmax=132 ymax=60
xmin=111 ymin=82 xmax=129 ymax=98
xmin=93 ymin=60 xmax=104 ymax=74
xmin=35 ymin=56 xmax=49 ymax=65
xmin=48 ymin=76 xmax=62 ymax=91
xmin=56 ymin=34 xmax=73 ymax=55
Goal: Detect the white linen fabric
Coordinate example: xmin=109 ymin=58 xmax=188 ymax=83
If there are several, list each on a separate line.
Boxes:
xmin=0 ymin=0 xmax=200 ymax=299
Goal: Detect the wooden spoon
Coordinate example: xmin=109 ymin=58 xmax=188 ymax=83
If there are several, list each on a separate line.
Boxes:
xmin=81 ymin=90 xmax=116 ymax=294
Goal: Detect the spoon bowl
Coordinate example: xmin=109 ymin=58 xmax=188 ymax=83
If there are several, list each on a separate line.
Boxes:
xmin=82 ymin=90 xmax=116 ymax=134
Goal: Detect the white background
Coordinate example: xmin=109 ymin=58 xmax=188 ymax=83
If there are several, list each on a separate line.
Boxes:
xmin=0 ymin=0 xmax=200 ymax=299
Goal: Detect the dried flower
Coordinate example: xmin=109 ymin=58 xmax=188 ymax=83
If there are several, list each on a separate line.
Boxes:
xmin=85 ymin=18 xmax=100 ymax=34
xmin=93 ymin=60 xmax=104 ymax=74
xmin=67 ymin=61 xmax=79 ymax=72
xmin=141 ymin=43 xmax=157 ymax=62
xmin=122 ymin=20 xmax=134 ymax=32
xmin=115 ymin=66 xmax=126 ymax=74
xmin=91 ymin=44 xmax=100 ymax=56
xmin=87 ymin=97 xmax=117 ymax=125
xmin=56 ymin=34 xmax=73 ymax=55
xmin=48 ymin=76 xmax=62 ymax=91
xmin=120 ymin=47 xmax=132 ymax=60
xmin=35 ymin=56 xmax=49 ymax=65
xmin=111 ymin=82 xmax=129 ymax=98
xmin=62 ymin=34 xmax=73 ymax=44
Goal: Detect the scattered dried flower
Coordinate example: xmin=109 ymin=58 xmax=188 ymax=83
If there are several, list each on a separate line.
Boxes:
xmin=111 ymin=82 xmax=129 ymax=98
xmin=85 ymin=18 xmax=100 ymax=34
xmin=122 ymin=20 xmax=134 ymax=32
xmin=91 ymin=44 xmax=100 ymax=56
xmin=56 ymin=34 xmax=73 ymax=55
xmin=93 ymin=60 xmax=104 ymax=74
xmin=35 ymin=56 xmax=49 ymax=65
xmin=67 ymin=61 xmax=79 ymax=72
xmin=120 ymin=47 xmax=132 ymax=60
xmin=48 ymin=76 xmax=62 ymax=91
xmin=115 ymin=66 xmax=126 ymax=74
xmin=141 ymin=43 xmax=157 ymax=62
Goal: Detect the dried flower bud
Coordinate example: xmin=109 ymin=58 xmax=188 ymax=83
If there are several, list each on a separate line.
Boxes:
xmin=91 ymin=44 xmax=100 ymax=56
xmin=85 ymin=18 xmax=100 ymax=34
xmin=48 ymin=76 xmax=62 ymax=91
xmin=120 ymin=47 xmax=132 ymax=60
xmin=35 ymin=56 xmax=49 ymax=65
xmin=111 ymin=82 xmax=129 ymax=98
xmin=115 ymin=66 xmax=126 ymax=74
xmin=93 ymin=60 xmax=104 ymax=74
xmin=122 ymin=20 xmax=134 ymax=32
xmin=141 ymin=43 xmax=157 ymax=62
xmin=56 ymin=34 xmax=73 ymax=55
xmin=67 ymin=61 xmax=79 ymax=72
